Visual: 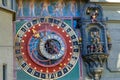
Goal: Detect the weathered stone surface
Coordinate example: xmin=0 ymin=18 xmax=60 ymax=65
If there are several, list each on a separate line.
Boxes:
xmin=90 ymin=0 xmax=120 ymax=2
xmin=107 ymin=23 xmax=120 ymax=71
xmin=0 ymin=10 xmax=13 ymax=46
xmin=0 ymin=47 xmax=14 ymax=80
xmin=0 ymin=7 xmax=15 ymax=80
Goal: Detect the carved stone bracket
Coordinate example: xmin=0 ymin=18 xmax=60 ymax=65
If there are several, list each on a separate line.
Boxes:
xmin=82 ymin=54 xmax=108 ymax=80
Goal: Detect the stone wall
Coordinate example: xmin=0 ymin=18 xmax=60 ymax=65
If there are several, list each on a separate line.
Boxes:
xmin=90 ymin=0 xmax=120 ymax=2
xmin=0 ymin=0 xmax=12 ymax=9
xmin=0 ymin=7 xmax=15 ymax=80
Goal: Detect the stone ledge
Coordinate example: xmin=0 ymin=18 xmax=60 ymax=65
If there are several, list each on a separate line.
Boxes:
xmin=0 ymin=6 xmax=16 ymax=21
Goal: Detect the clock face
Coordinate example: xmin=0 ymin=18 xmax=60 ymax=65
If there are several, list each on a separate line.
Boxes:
xmin=15 ymin=17 xmax=79 ymax=79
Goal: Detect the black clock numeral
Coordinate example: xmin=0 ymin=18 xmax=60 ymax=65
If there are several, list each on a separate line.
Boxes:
xmin=71 ymin=35 xmax=76 ymax=40
xmin=39 ymin=18 xmax=45 ymax=23
xmin=48 ymin=18 xmax=53 ymax=23
xmin=15 ymin=42 xmax=20 ymax=46
xmin=17 ymin=35 xmax=22 ymax=39
xmin=54 ymin=19 xmax=60 ymax=25
xmin=15 ymin=49 xmax=20 ymax=54
xmin=17 ymin=56 xmax=23 ymax=60
xmin=21 ymin=27 xmax=27 ymax=32
xmin=73 ymin=41 xmax=78 ymax=45
xmin=21 ymin=63 xmax=27 ymax=68
xmin=32 ymin=20 xmax=37 ymax=25
xmin=23 ymin=25 xmax=28 ymax=29
xmin=34 ymin=71 xmax=40 ymax=77
xmin=57 ymin=71 xmax=63 ymax=77
xmin=51 ymin=74 xmax=55 ymax=78
xmin=73 ymin=49 xmax=79 ymax=52
xmin=68 ymin=63 xmax=73 ymax=68
xmin=66 ymin=28 xmax=71 ymax=33
xmin=27 ymin=68 xmax=33 ymax=73
xmin=41 ymin=73 xmax=46 ymax=79
xmin=63 ymin=68 xmax=68 ymax=74
xmin=72 ymin=56 xmax=78 ymax=60
xmin=61 ymin=23 xmax=66 ymax=28
xmin=27 ymin=22 xmax=32 ymax=27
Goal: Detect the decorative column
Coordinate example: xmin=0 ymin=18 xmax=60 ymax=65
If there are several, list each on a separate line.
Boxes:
xmin=80 ymin=3 xmax=112 ymax=80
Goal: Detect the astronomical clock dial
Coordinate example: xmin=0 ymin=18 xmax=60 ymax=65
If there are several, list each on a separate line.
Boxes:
xmin=15 ymin=17 xmax=79 ymax=79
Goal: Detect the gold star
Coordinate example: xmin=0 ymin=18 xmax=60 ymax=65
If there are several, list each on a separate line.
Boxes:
xmin=60 ymin=63 xmax=62 ymax=66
